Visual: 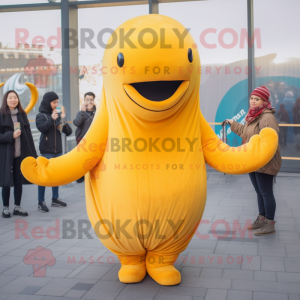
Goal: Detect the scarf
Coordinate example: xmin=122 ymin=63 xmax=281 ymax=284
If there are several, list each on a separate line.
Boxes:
xmin=245 ymin=101 xmax=273 ymax=124
xmin=10 ymin=108 xmax=21 ymax=158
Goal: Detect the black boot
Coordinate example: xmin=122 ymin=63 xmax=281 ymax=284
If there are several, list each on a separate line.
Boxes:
xmin=52 ymin=198 xmax=67 ymax=207
xmin=76 ymin=176 xmax=84 ymax=183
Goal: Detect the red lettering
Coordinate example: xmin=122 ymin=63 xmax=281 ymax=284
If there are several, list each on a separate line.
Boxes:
xmin=206 ymin=66 xmax=212 ymax=74
xmin=215 ymin=66 xmax=221 ymax=74
xmin=200 ymin=28 xmax=217 ymax=49
xmin=76 ymin=138 xmax=87 ymax=152
xmin=15 ymin=220 xmax=30 ymax=239
xmin=32 ymin=227 xmax=44 ymax=240
xmin=218 ymin=28 xmax=238 ymax=49
xmin=45 ymin=219 xmax=60 ymax=240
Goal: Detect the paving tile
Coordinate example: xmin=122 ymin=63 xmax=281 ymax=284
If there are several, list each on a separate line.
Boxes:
xmin=89 ymin=280 xmax=126 ymax=293
xmin=66 ymin=263 xmax=89 ymax=278
xmin=258 ymin=243 xmax=286 ymax=257
xmin=253 ymin=291 xmax=288 ymax=300
xmin=254 ymin=271 xmax=276 ymax=281
xmin=71 ymin=283 xmax=94 ymax=290
xmin=34 ymin=278 xmax=80 ymax=296
xmin=284 ymin=257 xmax=300 ymax=272
xmin=199 ymin=268 xmax=223 ymax=278
xmin=158 ymin=286 xmax=206 ymax=297
xmin=0 ymin=267 xmax=10 ymax=274
xmin=261 ymin=256 xmax=285 ymax=272
xmin=181 ymin=267 xmax=202 ymax=277
xmin=155 ymin=295 xmax=192 ymax=300
xmin=180 ymin=276 xmax=231 ymax=289
xmin=276 ymin=218 xmax=296 ymax=225
xmin=114 ymin=291 xmax=153 ymax=300
xmin=19 ymin=286 xmax=41 ymax=295
xmin=3 ymin=276 xmax=52 ymax=287
xmin=100 ymin=264 xmax=120 ymax=281
xmin=204 ymin=289 xmax=227 ymax=300
xmin=64 ymin=289 xmax=87 ymax=298
xmin=277 ymin=272 xmax=300 ymax=283
xmin=42 ymin=296 xmax=86 ymax=300
xmin=1 ymin=295 xmax=44 ymax=300
xmin=0 ymin=275 xmax=18 ymax=288
xmin=232 ymin=279 xmax=300 ymax=294
xmin=226 ymin=290 xmax=252 ymax=300
xmin=289 ymin=294 xmax=300 ymax=300
xmin=241 ymin=255 xmax=260 ymax=270
xmin=222 ymin=269 xmax=253 ymax=280
xmin=285 ymin=244 xmax=300 ymax=257
xmin=74 ymin=265 xmax=113 ymax=279
xmin=114 ymin=276 xmax=159 ymax=299
xmin=184 ymin=254 xmax=242 ymax=269
xmin=215 ymin=243 xmax=257 ymax=256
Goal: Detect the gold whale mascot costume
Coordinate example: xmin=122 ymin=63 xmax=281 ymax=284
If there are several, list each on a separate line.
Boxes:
xmin=21 ymin=15 xmax=278 ymax=286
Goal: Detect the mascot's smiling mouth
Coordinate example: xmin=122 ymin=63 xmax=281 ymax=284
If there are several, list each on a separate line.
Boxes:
xmin=123 ymin=80 xmax=190 ymax=111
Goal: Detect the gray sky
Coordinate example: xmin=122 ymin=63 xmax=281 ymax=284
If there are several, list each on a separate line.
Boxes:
xmin=1 ymin=0 xmax=299 ymax=66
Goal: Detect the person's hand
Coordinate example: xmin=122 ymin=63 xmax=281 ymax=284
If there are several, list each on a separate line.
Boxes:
xmin=225 ymin=119 xmax=233 ymax=125
xmin=13 ymin=130 xmax=21 ymax=138
xmin=51 ymin=110 xmax=59 ymax=120
xmin=81 ymin=103 xmax=87 ymax=112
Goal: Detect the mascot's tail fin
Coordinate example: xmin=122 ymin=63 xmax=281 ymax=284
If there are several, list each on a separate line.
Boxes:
xmin=24 ymin=83 xmax=39 ymax=114
xmin=199 ymin=111 xmax=278 ymax=175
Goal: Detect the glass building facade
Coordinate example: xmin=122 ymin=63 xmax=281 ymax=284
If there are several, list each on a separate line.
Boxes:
xmin=0 ymin=0 xmax=299 ymax=171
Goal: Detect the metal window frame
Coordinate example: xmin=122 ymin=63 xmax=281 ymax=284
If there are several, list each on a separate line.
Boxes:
xmin=2 ymin=1 xmax=299 ymax=165
xmin=0 ymin=0 xmax=252 ymax=121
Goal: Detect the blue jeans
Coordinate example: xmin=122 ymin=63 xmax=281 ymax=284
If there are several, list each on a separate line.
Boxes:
xmin=38 ymin=153 xmax=62 ymax=203
xmin=249 ymin=172 xmax=276 ymax=220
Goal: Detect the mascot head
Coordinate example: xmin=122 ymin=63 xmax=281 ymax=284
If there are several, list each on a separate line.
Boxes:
xmin=102 ymin=14 xmax=201 ymax=121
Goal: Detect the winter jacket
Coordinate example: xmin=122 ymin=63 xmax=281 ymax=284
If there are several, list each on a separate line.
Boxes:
xmin=73 ymin=106 xmax=96 ymax=144
xmin=0 ymin=111 xmax=37 ymax=187
xmin=231 ymin=108 xmax=282 ymax=176
xmin=36 ymin=112 xmax=72 ymax=154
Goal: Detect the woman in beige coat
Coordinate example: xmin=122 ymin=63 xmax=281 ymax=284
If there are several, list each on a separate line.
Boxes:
xmin=226 ymin=86 xmax=282 ymax=235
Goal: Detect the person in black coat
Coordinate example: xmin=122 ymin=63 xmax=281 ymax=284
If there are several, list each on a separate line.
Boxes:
xmin=73 ymin=92 xmax=96 ymax=183
xmin=0 ymin=90 xmax=37 ymax=218
xmin=36 ymin=91 xmax=72 ymax=213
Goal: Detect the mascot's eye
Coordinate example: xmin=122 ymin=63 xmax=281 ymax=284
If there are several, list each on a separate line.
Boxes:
xmin=117 ymin=53 xmax=124 ymax=67
xmin=188 ymin=48 xmax=193 ymax=63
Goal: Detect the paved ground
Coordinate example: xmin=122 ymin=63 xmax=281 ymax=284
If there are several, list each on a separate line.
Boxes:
xmin=0 ymin=170 xmax=300 ymax=300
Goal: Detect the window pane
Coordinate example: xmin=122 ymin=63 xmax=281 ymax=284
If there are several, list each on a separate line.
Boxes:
xmin=0 ymin=0 xmax=61 ymax=4
xmin=160 ymin=0 xmax=248 ymax=147
xmin=78 ymin=4 xmax=148 ymax=106
xmin=0 ymin=10 xmax=61 ymax=153
xmin=254 ymin=0 xmax=300 ymax=171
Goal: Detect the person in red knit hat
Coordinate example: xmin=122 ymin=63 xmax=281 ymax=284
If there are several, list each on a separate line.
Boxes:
xmin=225 ymin=86 xmax=282 ymax=235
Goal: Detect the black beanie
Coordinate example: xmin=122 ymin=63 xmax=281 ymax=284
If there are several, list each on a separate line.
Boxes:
xmin=39 ymin=91 xmax=59 ymax=113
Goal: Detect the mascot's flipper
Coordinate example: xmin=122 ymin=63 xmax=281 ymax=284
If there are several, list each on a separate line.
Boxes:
xmin=199 ymin=111 xmax=278 ymax=174
xmin=24 ymin=82 xmax=39 ymax=114
xmin=0 ymin=82 xmax=38 ymax=114
xmin=21 ymin=97 xmax=109 ymax=186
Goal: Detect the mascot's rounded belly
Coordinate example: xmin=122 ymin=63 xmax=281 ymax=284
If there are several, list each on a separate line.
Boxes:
xmin=85 ymin=131 xmax=207 ymax=256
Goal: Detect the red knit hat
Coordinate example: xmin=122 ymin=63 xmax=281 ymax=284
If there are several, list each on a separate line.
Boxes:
xmin=251 ymin=86 xmax=270 ymax=102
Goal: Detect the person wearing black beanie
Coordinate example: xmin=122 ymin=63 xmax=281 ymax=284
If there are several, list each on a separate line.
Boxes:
xmin=35 ymin=91 xmax=73 ymax=212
